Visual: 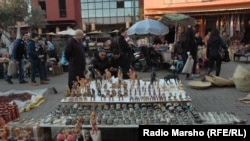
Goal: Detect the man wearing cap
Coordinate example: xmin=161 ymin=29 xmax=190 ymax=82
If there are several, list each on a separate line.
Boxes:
xmin=65 ymin=29 xmax=86 ymax=90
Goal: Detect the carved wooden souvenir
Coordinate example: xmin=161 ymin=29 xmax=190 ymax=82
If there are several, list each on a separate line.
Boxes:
xmin=118 ymin=93 xmax=123 ymax=101
xmin=104 ymin=69 xmax=112 ymax=81
xmin=66 ymin=86 xmax=71 ymax=97
xmin=135 ymin=96 xmax=140 ymax=102
xmin=90 ymin=112 xmax=98 ymax=134
xmin=101 ymin=94 xmax=106 ymax=101
xmin=129 ymin=96 xmax=134 ymax=101
xmin=117 ymin=67 xmax=123 ymax=80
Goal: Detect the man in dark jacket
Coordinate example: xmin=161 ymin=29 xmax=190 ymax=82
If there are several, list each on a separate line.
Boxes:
xmin=27 ymin=32 xmax=48 ymax=86
xmin=91 ymin=49 xmax=110 ymax=77
xmin=6 ymin=33 xmax=29 ymax=84
xmin=110 ymin=49 xmax=130 ymax=79
xmin=118 ymin=27 xmax=132 ymax=64
xmin=65 ymin=29 xmax=86 ymax=90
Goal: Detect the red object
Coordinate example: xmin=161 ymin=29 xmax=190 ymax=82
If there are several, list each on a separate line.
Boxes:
xmin=56 ymin=133 xmax=65 ymax=141
xmin=195 ymin=62 xmax=200 ymax=74
xmin=67 ymin=134 xmax=75 ymax=141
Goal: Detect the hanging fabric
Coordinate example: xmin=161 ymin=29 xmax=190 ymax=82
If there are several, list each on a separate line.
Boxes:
xmin=236 ymin=15 xmax=241 ymax=32
xmin=230 ymin=15 xmax=234 ymax=38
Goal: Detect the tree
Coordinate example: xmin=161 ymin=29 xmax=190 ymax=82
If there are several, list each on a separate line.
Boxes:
xmin=0 ymin=0 xmax=28 ymax=29
xmin=26 ymin=6 xmax=47 ymax=31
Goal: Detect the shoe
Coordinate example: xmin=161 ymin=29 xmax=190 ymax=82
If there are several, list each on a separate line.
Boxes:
xmin=32 ymin=82 xmax=38 ymax=86
xmin=44 ymin=78 xmax=50 ymax=81
xmin=6 ymin=79 xmax=13 ymax=84
xmin=20 ymin=80 xmax=28 ymax=84
xmin=40 ymin=80 xmax=49 ymax=84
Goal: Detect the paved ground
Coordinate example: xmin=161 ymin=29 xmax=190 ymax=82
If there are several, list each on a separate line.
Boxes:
xmin=1 ymin=59 xmax=250 ymax=141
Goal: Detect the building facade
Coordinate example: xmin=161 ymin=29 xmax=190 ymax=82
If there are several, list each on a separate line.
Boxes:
xmin=144 ymin=0 xmax=250 ymax=39
xmin=80 ymin=0 xmax=143 ymax=32
xmin=32 ymin=0 xmax=82 ymax=33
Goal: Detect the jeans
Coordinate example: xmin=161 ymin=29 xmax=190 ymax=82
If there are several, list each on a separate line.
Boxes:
xmin=17 ymin=59 xmax=25 ymax=82
xmin=30 ymin=59 xmax=44 ymax=82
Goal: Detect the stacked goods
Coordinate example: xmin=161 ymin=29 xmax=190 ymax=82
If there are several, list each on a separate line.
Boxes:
xmin=0 ymin=102 xmax=19 ymax=123
xmin=233 ymin=65 xmax=250 ymax=92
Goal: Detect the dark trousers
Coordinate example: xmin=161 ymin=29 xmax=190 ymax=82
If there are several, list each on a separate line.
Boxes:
xmin=30 ymin=59 xmax=44 ymax=82
xmin=17 ymin=59 xmax=25 ymax=82
xmin=208 ymin=58 xmax=222 ymax=76
xmin=41 ymin=61 xmax=47 ymax=79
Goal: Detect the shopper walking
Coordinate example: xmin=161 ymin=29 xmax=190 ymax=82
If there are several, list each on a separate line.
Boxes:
xmin=65 ymin=29 xmax=86 ymax=90
xmin=180 ymin=27 xmax=198 ymax=80
xmin=203 ymin=28 xmax=227 ymax=79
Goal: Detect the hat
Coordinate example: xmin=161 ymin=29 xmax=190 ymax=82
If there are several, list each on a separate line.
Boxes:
xmin=188 ymin=81 xmax=211 ymax=89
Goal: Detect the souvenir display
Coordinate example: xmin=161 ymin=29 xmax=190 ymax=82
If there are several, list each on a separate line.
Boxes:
xmin=0 ymin=102 xmax=19 ymax=123
xmin=62 ymin=75 xmax=190 ymax=103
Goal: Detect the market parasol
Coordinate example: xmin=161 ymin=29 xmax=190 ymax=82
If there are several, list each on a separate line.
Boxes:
xmin=127 ymin=18 xmax=169 ymax=36
xmin=57 ymin=29 xmax=76 ymax=36
xmin=159 ymin=13 xmax=197 ymax=42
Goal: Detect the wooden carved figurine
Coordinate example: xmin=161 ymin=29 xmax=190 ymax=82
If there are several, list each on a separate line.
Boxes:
xmin=150 ymin=67 xmax=156 ymax=85
xmin=104 ymin=69 xmax=112 ymax=81
xmin=66 ymin=86 xmax=71 ymax=97
xmin=117 ymin=66 xmax=123 ymax=80
xmin=90 ymin=112 xmax=98 ymax=134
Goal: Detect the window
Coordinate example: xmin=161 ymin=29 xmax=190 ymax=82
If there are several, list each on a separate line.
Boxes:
xmin=96 ymin=9 xmax=103 ymax=17
xmin=110 ymin=9 xmax=117 ymax=16
xmin=88 ymin=3 xmax=95 ymax=9
xmin=110 ymin=2 xmax=116 ymax=8
xmin=88 ymin=10 xmax=96 ymax=17
xmin=103 ymin=9 xmax=110 ymax=17
xmin=39 ymin=1 xmax=46 ymax=11
xmin=125 ymin=8 xmax=132 ymax=16
xmin=59 ymin=0 xmax=66 ymax=17
xmin=103 ymin=2 xmax=109 ymax=8
xmin=117 ymin=1 xmax=124 ymax=8
xmin=82 ymin=10 xmax=89 ymax=18
xmin=82 ymin=3 xmax=88 ymax=10
xmin=117 ymin=9 xmax=124 ymax=16
xmin=95 ymin=2 xmax=102 ymax=9
xmin=124 ymin=1 xmax=132 ymax=8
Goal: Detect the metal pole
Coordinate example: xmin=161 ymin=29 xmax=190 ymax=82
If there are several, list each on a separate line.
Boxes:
xmin=133 ymin=0 xmax=136 ymax=23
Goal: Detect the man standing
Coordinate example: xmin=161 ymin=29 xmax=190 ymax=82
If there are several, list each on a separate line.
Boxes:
xmin=12 ymin=33 xmax=29 ymax=84
xmin=65 ymin=29 xmax=86 ymax=90
xmin=27 ymin=32 xmax=48 ymax=86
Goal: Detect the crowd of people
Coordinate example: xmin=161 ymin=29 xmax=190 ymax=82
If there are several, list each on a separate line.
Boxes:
xmin=2 ymin=32 xmax=59 ymax=86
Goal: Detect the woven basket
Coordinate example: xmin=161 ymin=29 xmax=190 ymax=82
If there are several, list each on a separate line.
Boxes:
xmin=205 ymin=75 xmax=234 ymax=87
xmin=188 ymin=81 xmax=211 ymax=89
xmin=233 ymin=65 xmax=250 ymax=92
xmin=233 ymin=65 xmax=250 ymax=79
xmin=233 ymin=75 xmax=250 ymax=92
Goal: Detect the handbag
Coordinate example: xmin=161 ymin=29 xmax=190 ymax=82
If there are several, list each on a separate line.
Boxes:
xmin=219 ymin=47 xmax=225 ymax=59
xmin=219 ymin=47 xmax=230 ymax=62
xmin=182 ymin=58 xmax=194 ymax=74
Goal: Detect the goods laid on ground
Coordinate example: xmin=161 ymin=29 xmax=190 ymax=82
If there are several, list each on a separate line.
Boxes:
xmin=233 ymin=65 xmax=250 ymax=92
xmin=205 ymin=75 xmax=235 ymax=87
xmin=0 ymin=89 xmax=47 ymax=114
xmin=188 ymin=81 xmax=212 ymax=89
xmin=238 ymin=93 xmax=250 ymax=104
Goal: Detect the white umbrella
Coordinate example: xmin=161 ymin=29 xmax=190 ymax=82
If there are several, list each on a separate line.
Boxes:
xmin=57 ymin=29 xmax=76 ymax=36
xmin=127 ymin=19 xmax=169 ymax=36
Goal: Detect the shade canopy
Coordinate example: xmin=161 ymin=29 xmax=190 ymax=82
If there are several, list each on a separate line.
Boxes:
xmin=159 ymin=13 xmax=197 ymax=27
xmin=127 ymin=19 xmax=169 ymax=36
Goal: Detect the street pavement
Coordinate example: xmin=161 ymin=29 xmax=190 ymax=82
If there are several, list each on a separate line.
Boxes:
xmin=1 ymin=59 xmax=250 ymax=140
